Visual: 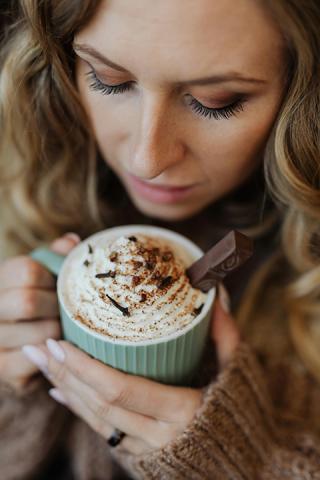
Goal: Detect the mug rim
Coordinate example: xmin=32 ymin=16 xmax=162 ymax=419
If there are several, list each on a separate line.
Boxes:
xmin=57 ymin=225 xmax=215 ymax=347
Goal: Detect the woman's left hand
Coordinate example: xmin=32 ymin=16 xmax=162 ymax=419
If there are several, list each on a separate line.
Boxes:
xmin=32 ymin=339 xmax=205 ymax=455
xmin=21 ymin=285 xmax=240 ymax=455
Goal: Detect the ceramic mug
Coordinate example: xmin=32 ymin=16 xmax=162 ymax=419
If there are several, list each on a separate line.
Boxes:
xmin=30 ymin=225 xmax=215 ymax=385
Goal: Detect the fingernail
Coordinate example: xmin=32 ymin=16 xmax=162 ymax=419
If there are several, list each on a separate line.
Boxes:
xmin=46 ymin=339 xmax=65 ymax=363
xmin=64 ymin=232 xmax=81 ymax=243
xmin=218 ymin=283 xmax=231 ymax=313
xmin=49 ymin=388 xmax=67 ymax=405
xmin=22 ymin=345 xmax=48 ymax=373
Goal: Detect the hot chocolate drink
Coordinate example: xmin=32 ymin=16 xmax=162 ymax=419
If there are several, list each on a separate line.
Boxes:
xmin=62 ymin=232 xmax=207 ymax=342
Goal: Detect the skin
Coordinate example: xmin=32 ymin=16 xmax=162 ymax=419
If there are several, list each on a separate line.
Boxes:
xmin=0 ymin=234 xmax=79 ymax=391
xmin=74 ymin=0 xmax=286 ymax=221
xmin=21 ymin=0 xmax=287 ymax=456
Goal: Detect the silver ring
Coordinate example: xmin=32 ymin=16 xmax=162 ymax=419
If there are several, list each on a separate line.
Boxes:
xmin=107 ymin=428 xmax=126 ymax=447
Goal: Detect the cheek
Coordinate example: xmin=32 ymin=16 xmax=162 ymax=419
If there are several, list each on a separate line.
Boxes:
xmin=76 ymin=67 xmax=121 ymax=152
xmin=80 ymin=94 xmax=127 ymax=162
xmin=78 ymin=94 xmax=109 ymax=138
xmin=199 ymin=97 xmax=280 ymax=185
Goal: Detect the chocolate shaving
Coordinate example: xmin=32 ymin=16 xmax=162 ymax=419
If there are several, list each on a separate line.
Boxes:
xmin=106 ymin=294 xmax=130 ymax=316
xmin=157 ymin=275 xmax=173 ymax=289
xmin=95 ymin=271 xmax=116 ymax=279
xmin=83 ymin=259 xmax=90 ymax=267
xmin=192 ymin=303 xmax=204 ymax=317
xmin=88 ymin=244 xmax=93 ymax=254
xmin=128 ymin=236 xmax=137 ymax=242
xmin=186 ymin=230 xmax=253 ymax=292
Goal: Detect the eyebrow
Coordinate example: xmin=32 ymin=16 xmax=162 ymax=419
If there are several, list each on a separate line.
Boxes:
xmin=73 ymin=43 xmax=267 ymax=86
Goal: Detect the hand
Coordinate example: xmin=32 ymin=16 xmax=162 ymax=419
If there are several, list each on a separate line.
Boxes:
xmin=21 ymin=284 xmax=240 ymax=454
xmin=0 ymin=232 xmax=80 ymax=391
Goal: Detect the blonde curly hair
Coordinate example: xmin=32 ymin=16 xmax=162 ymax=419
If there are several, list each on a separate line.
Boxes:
xmin=1 ymin=1 xmax=320 ymax=380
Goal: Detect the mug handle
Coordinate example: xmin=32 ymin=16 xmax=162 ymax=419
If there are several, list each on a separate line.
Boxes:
xmin=29 ymin=247 xmax=65 ymax=276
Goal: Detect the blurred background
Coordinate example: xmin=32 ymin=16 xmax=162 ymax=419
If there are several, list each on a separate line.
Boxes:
xmin=0 ymin=1 xmax=16 ymax=41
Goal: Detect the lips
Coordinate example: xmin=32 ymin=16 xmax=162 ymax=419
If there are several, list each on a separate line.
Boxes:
xmin=142 ymin=181 xmax=195 ymax=191
xmin=141 ymin=182 xmax=194 ymax=192
xmin=126 ymin=174 xmax=198 ymax=204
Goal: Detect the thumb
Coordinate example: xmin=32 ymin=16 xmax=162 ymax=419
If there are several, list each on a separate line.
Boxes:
xmin=50 ymin=232 xmax=81 ymax=255
xmin=211 ymin=283 xmax=241 ymax=370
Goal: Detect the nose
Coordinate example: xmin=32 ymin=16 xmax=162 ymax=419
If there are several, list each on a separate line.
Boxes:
xmin=129 ymin=92 xmax=184 ymax=180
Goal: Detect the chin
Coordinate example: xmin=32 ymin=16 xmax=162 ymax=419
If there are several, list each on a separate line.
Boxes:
xmin=129 ymin=194 xmax=208 ymax=222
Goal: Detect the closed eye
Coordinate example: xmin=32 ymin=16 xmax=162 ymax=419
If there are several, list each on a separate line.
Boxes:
xmin=85 ymin=69 xmax=246 ymax=121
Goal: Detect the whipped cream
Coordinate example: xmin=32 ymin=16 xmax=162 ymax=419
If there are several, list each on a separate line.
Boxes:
xmin=63 ymin=234 xmax=207 ymax=341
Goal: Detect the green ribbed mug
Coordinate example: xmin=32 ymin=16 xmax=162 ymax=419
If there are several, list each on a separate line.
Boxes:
xmin=30 ymin=225 xmax=215 ymax=385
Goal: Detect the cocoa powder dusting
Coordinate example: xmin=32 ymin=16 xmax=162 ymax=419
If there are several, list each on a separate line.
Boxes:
xmin=133 ymin=261 xmax=143 ymax=269
xmin=151 ymin=271 xmax=161 ymax=281
xmin=132 ymin=275 xmax=141 ymax=287
xmin=109 ymin=252 xmax=118 ymax=262
xmin=140 ymin=292 xmax=147 ymax=302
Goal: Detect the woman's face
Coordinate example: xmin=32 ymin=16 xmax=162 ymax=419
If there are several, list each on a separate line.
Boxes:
xmin=74 ymin=0 xmax=286 ymax=221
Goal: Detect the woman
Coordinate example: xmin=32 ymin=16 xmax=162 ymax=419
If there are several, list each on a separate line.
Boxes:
xmin=1 ymin=0 xmax=320 ymax=478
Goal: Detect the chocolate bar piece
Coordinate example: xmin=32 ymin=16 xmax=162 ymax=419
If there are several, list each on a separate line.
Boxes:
xmin=186 ymin=230 xmax=253 ymax=292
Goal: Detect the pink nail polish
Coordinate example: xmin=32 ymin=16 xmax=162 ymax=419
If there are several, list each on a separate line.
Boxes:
xmin=46 ymin=339 xmax=65 ymax=363
xmin=22 ymin=346 xmax=48 ymax=373
xmin=49 ymin=388 xmax=67 ymax=405
xmin=64 ymin=232 xmax=81 ymax=243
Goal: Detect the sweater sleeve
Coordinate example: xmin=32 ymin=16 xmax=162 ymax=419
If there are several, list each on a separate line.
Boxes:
xmin=0 ymin=375 xmax=70 ymax=480
xmin=111 ymin=342 xmax=320 ymax=479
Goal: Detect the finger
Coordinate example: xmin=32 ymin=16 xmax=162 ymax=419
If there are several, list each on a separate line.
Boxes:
xmin=0 ymin=319 xmax=61 ymax=350
xmin=0 ymin=233 xmax=81 ymax=292
xmin=50 ymin=232 xmax=81 ymax=255
xmin=49 ymin=387 xmax=150 ymax=455
xmin=0 ymin=350 xmax=40 ymax=385
xmin=44 ymin=347 xmax=159 ymax=442
xmin=47 ymin=340 xmax=202 ymax=423
xmin=211 ymin=284 xmax=240 ymax=369
xmin=0 ymin=256 xmax=56 ymax=291
xmin=0 ymin=288 xmax=59 ymax=322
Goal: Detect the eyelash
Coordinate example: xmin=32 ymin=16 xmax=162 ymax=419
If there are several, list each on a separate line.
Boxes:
xmin=85 ymin=69 xmax=245 ymax=121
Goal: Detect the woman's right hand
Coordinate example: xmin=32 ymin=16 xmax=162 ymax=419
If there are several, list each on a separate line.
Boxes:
xmin=0 ymin=232 xmax=81 ymax=391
